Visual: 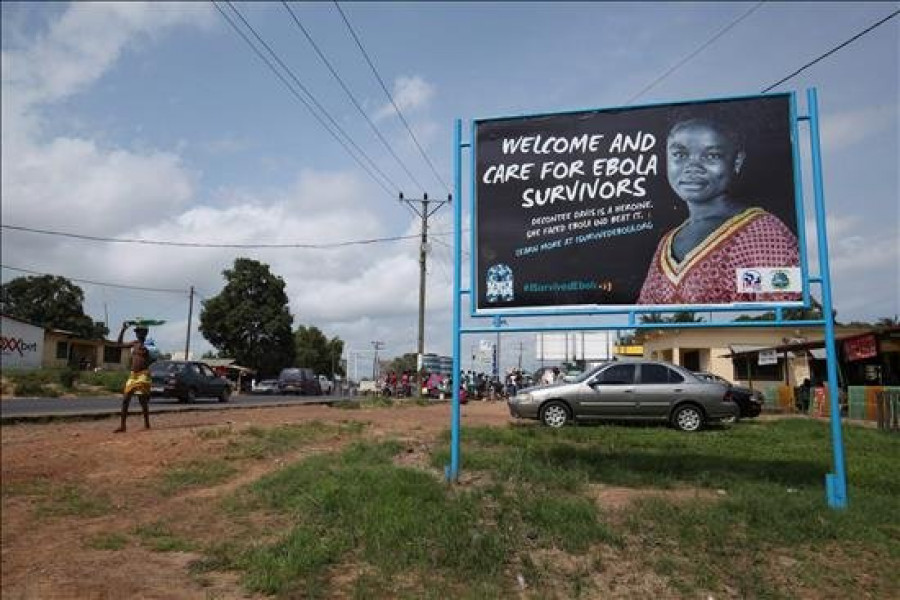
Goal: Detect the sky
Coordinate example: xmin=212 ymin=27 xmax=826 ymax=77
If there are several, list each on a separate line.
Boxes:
xmin=2 ymin=1 xmax=898 ymax=377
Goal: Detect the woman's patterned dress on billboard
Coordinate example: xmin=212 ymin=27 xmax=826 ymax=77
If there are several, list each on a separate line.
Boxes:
xmin=637 ymin=207 xmax=800 ymax=305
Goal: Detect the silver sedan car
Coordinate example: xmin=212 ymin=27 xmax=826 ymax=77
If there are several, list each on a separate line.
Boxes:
xmin=508 ymin=360 xmax=738 ymax=431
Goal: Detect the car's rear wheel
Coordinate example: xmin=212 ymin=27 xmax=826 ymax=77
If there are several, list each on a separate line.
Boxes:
xmin=541 ymin=401 xmax=571 ymax=428
xmin=219 ymin=386 xmax=231 ymax=403
xmin=182 ymin=387 xmax=197 ymax=404
xmin=673 ymin=404 xmax=704 ymax=432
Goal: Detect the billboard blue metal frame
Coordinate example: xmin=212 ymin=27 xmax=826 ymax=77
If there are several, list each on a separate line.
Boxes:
xmin=449 ymin=89 xmax=848 ymax=510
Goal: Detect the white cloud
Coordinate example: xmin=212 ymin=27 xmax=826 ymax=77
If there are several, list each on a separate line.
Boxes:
xmin=2 ymin=2 xmax=213 ymax=108
xmin=821 ymin=104 xmax=897 ymax=152
xmin=374 ymin=75 xmax=435 ymax=122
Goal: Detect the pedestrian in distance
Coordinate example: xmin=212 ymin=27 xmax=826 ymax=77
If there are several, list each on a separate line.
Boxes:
xmin=114 ymin=320 xmax=155 ymax=433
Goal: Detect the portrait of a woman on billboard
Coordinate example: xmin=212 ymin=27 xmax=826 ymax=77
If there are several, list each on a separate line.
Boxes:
xmin=638 ymin=112 xmax=801 ymax=305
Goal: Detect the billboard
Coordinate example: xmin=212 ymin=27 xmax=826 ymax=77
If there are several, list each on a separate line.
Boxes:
xmin=536 ymin=332 xmax=613 ymax=361
xmin=475 ymin=94 xmax=805 ymax=312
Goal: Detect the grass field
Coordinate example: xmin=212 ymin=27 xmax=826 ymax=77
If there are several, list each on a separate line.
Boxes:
xmin=177 ymin=418 xmax=899 ymax=598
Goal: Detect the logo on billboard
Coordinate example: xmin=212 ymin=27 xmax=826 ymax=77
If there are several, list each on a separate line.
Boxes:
xmin=770 ymin=270 xmax=791 ymax=290
xmin=736 ymin=267 xmax=802 ymax=294
xmin=739 ymin=270 xmax=763 ymax=293
xmin=485 ymin=264 xmax=514 ymax=303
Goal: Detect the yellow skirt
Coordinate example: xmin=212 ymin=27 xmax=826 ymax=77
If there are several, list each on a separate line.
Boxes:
xmin=124 ymin=370 xmax=151 ymax=396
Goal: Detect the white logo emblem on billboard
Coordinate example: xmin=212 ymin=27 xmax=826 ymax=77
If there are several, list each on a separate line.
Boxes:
xmin=486 ymin=264 xmax=514 ymax=303
xmin=736 ymin=268 xmax=801 ymax=294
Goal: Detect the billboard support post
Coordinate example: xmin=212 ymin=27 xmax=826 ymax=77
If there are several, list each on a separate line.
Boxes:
xmin=449 ymin=89 xmax=848 ymax=509
xmin=447 ymin=118 xmax=464 ymax=483
xmin=807 ymin=87 xmax=847 ymax=509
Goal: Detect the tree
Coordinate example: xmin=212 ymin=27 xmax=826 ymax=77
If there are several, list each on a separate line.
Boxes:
xmin=294 ymin=325 xmax=345 ymax=377
xmin=0 ymin=275 xmax=108 ymax=339
xmin=385 ymin=353 xmax=418 ymax=375
xmin=199 ymin=258 xmax=295 ymax=377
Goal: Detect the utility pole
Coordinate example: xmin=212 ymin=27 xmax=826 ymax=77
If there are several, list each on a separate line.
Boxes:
xmin=371 ymin=340 xmax=385 ymax=380
xmin=399 ymin=192 xmax=451 ymax=395
xmin=184 ymin=285 xmax=194 ymax=360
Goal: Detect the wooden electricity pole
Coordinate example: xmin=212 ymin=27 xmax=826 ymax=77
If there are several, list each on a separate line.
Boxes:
xmin=399 ymin=192 xmax=451 ymax=395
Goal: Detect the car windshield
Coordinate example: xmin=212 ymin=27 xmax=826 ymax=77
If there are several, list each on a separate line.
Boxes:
xmin=570 ymin=364 xmax=608 ymax=383
xmin=150 ymin=362 xmax=183 ymax=374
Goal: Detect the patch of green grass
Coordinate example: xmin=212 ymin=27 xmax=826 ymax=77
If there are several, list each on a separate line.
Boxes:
xmin=85 ymin=532 xmax=129 ymax=551
xmin=208 ymin=440 xmax=611 ymax=598
xmin=34 ymin=484 xmax=111 ymax=518
xmin=225 ymin=421 xmax=365 ymax=460
xmin=159 ymin=459 xmax=237 ymax=496
xmin=134 ymin=522 xmax=196 ymax=552
xmin=192 ymin=419 xmax=899 ymax=598
xmin=78 ymin=370 xmax=128 ymax=393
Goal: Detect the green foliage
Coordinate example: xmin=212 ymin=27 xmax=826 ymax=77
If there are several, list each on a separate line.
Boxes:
xmin=59 ymin=368 xmax=78 ymax=389
xmin=385 ymin=352 xmax=418 ymax=375
xmin=78 ymin=369 xmax=129 ymax=393
xmin=199 ymin=258 xmax=296 ymax=377
xmin=1 ymin=275 xmax=108 ymax=339
xmin=293 ymin=325 xmax=344 ymax=377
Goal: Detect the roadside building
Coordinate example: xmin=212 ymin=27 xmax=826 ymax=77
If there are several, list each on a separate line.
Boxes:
xmin=1 ymin=315 xmax=44 ymax=370
xmin=1 ymin=314 xmax=130 ymax=372
xmin=641 ymin=325 xmax=872 ymax=408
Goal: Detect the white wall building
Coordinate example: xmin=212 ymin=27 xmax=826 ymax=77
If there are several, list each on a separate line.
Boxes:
xmin=1 ymin=315 xmax=45 ymax=370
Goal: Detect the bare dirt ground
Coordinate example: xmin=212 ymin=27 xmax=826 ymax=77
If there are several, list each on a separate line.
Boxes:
xmin=1 ymin=401 xmax=515 ymax=600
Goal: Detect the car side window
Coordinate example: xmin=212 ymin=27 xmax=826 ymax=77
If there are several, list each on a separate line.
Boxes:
xmin=640 ymin=364 xmax=670 ymax=384
xmin=667 ymin=368 xmax=685 ymax=383
xmin=200 ymin=365 xmax=215 ymax=378
xmin=596 ymin=364 xmax=636 ymax=385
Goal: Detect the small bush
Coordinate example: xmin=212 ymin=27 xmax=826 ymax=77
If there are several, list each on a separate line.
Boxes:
xmin=79 ymin=370 xmax=128 ymax=393
xmin=59 ymin=368 xmax=78 ymax=389
xmin=14 ymin=381 xmax=49 ymax=397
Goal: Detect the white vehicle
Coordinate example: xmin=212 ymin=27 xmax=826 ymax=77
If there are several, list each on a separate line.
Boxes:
xmin=317 ymin=375 xmax=334 ymax=394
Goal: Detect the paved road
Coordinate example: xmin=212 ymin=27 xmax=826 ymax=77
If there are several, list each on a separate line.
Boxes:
xmin=0 ymin=393 xmax=342 ymax=421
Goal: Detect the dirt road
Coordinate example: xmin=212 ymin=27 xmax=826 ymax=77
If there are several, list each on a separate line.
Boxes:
xmin=1 ymin=401 xmax=513 ymax=599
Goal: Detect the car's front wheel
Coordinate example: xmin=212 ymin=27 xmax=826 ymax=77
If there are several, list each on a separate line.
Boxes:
xmin=219 ymin=386 xmax=231 ymax=403
xmin=672 ymin=404 xmax=704 ymax=432
xmin=541 ymin=401 xmax=571 ymax=428
xmin=182 ymin=387 xmax=197 ymax=404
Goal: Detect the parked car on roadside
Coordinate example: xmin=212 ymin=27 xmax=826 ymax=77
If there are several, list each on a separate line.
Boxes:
xmin=251 ymin=379 xmax=280 ymax=395
xmin=278 ymin=368 xmax=322 ymax=395
xmin=693 ymin=372 xmax=764 ymax=420
xmin=150 ymin=360 xmax=232 ymax=403
xmin=508 ymin=360 xmax=738 ymax=431
xmin=317 ymin=375 xmax=334 ymax=395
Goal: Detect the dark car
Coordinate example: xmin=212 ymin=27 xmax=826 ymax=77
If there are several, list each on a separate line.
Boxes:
xmin=278 ymin=368 xmax=322 ymax=396
xmin=508 ymin=360 xmax=738 ymax=431
xmin=150 ymin=360 xmax=232 ymax=403
xmin=694 ymin=372 xmax=764 ymax=420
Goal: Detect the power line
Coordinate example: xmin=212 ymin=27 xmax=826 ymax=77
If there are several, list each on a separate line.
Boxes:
xmin=761 ymin=9 xmax=900 ymax=93
xmin=625 ymin=2 xmax=766 ymax=105
xmin=222 ymin=1 xmax=402 ymax=194
xmin=1 ymin=265 xmax=189 ymax=295
xmin=333 ymin=1 xmax=450 ymax=193
xmin=212 ymin=1 xmax=396 ymax=197
xmin=2 ymin=223 xmax=453 ymax=249
xmin=280 ymin=1 xmax=427 ymax=193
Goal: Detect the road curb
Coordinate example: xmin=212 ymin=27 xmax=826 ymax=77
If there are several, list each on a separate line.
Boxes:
xmin=0 ymin=398 xmax=338 ymax=425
